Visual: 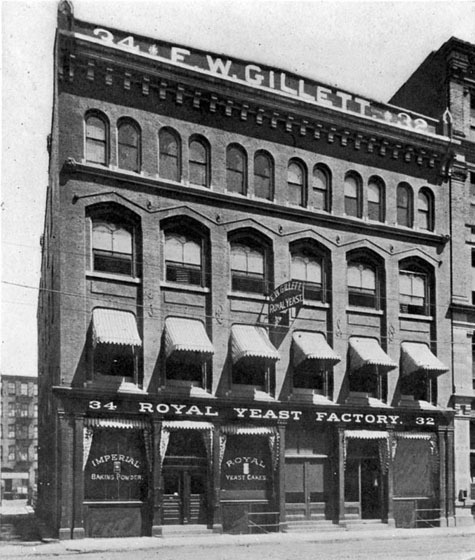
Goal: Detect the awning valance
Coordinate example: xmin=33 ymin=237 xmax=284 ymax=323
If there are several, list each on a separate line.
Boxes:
xmin=85 ymin=417 xmax=148 ymax=429
xmin=164 ymin=317 xmax=214 ymax=358
xmin=92 ymin=308 xmax=142 ymax=347
xmin=345 ymin=430 xmax=388 ymax=440
xmin=162 ymin=421 xmax=214 ymax=431
xmin=293 ymin=331 xmax=340 ymax=367
xmin=401 ymin=342 xmax=448 ymax=377
xmin=231 ymin=325 xmax=280 ymax=364
xmin=349 ymin=338 xmax=396 ymax=372
xmin=394 ymin=432 xmax=436 ymax=440
xmin=221 ymin=425 xmax=278 ymax=435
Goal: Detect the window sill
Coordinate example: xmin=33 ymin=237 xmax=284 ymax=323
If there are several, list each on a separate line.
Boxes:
xmin=228 ymin=291 xmax=268 ymax=302
xmin=301 ymin=300 xmax=330 ymax=309
xmin=161 ymin=281 xmax=210 ymax=294
xmin=399 ymin=313 xmax=433 ymax=321
xmin=346 ymin=306 xmax=384 ymax=316
xmin=227 ymin=386 xmax=275 ymax=401
xmin=86 ymin=271 xmax=141 ymax=284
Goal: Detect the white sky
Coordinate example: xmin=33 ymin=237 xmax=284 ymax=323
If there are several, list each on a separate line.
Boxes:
xmin=2 ymin=0 xmax=475 ymax=377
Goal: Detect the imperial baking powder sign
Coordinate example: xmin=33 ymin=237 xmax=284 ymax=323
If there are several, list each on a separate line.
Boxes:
xmin=69 ymin=21 xmax=437 ymax=135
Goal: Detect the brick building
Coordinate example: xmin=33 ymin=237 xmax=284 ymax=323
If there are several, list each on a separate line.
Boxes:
xmin=391 ymin=36 xmax=475 ymax=526
xmin=37 ymin=2 xmax=462 ymax=538
xmin=1 ymin=375 xmax=38 ymax=500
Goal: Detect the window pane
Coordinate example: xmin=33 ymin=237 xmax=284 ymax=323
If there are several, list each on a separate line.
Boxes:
xmin=118 ymin=145 xmax=138 ymax=172
xmin=165 ymin=234 xmax=183 ymax=261
xmin=348 ymin=265 xmax=361 ymax=288
xmin=307 ymin=260 xmax=322 ymax=284
xmin=160 ymin=131 xmax=178 ymax=156
xmin=227 ymin=169 xmax=245 ymax=194
xmin=345 ymin=197 xmax=358 ymax=217
xmin=397 ymin=186 xmax=409 ymax=207
xmin=247 ymin=249 xmax=264 ymax=274
xmin=399 ymin=273 xmax=412 ymax=295
xmin=288 ymin=163 xmax=303 ymax=185
xmin=231 ymin=245 xmax=248 ymax=271
xmin=361 ymin=267 xmax=376 ymax=290
xmin=190 ymin=162 xmax=207 ymax=186
xmin=254 ymin=175 xmax=271 ymax=199
xmin=313 ymin=168 xmax=328 ymax=192
xmin=87 ymin=117 xmax=106 ymax=141
xmin=412 ymin=275 xmax=426 ymax=298
xmin=119 ymin=123 xmax=138 ymax=147
xmin=344 ymin=176 xmax=357 ymax=198
xmin=160 ymin=153 xmax=179 ymax=181
xmin=291 ymin=257 xmax=307 ymax=281
xmin=255 ymin=154 xmax=270 ymax=178
xmin=183 ymin=240 xmax=201 ymax=266
xmin=313 ymin=189 xmax=327 ymax=211
xmin=112 ymin=228 xmax=132 ymax=254
xmin=368 ymin=201 xmax=381 ymax=221
xmin=93 ymin=223 xmax=114 ymax=252
xmin=190 ymin=140 xmax=206 ymax=163
xmin=368 ymin=182 xmax=381 ymax=204
xmin=86 ymin=139 xmax=106 ymax=164
xmin=227 ymin=147 xmax=245 ymax=172
xmin=418 ymin=191 xmax=429 ymax=212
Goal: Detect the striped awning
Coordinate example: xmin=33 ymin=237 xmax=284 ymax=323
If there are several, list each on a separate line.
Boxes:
xmin=293 ymin=331 xmax=340 ymax=367
xmin=221 ymin=425 xmax=278 ymax=435
xmin=394 ymin=432 xmax=436 ymax=440
xmin=164 ymin=317 xmax=214 ymax=358
xmin=92 ymin=308 xmax=141 ymax=347
xmin=349 ymin=338 xmax=396 ymax=372
xmin=345 ymin=430 xmax=388 ymax=440
xmin=85 ymin=417 xmax=148 ymax=429
xmin=162 ymin=421 xmax=214 ymax=431
xmin=401 ymin=342 xmax=448 ymax=377
xmin=231 ymin=325 xmax=280 ymax=364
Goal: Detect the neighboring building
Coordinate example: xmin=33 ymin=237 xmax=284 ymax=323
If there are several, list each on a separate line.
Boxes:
xmin=391 ymin=36 xmax=475 ymax=525
xmin=37 ymin=2 xmax=461 ymax=539
xmin=0 ymin=375 xmax=38 ymax=500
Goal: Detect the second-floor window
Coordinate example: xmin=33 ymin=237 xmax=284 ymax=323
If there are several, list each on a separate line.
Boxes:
xmin=165 ymin=231 xmax=203 ymax=286
xmin=92 ymin=220 xmax=133 ymax=276
xmin=399 ymin=270 xmax=428 ymax=315
xmin=348 ymin=262 xmax=377 ymax=308
xmin=291 ymin=245 xmax=325 ymax=302
xmin=230 ymin=239 xmax=266 ymax=294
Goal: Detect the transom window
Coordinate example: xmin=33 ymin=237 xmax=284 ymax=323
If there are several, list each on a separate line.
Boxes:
xmin=226 ymin=145 xmax=247 ymax=194
xmin=118 ymin=120 xmax=140 ymax=172
xmin=189 ymin=137 xmax=209 ymax=187
xmin=347 ymin=262 xmax=377 ymax=308
xmin=85 ymin=113 xmax=108 ymax=165
xmin=165 ymin=232 xmax=203 ymax=286
xmin=288 ymin=160 xmax=306 ymax=206
xmin=399 ymin=270 xmax=427 ymax=315
xmin=231 ymin=240 xmax=266 ymax=294
xmin=397 ymin=183 xmax=413 ymax=227
xmin=159 ymin=128 xmax=181 ymax=181
xmin=254 ymin=152 xmax=273 ymax=200
xmin=368 ymin=178 xmax=384 ymax=222
xmin=344 ymin=173 xmax=362 ymax=218
xmin=291 ymin=246 xmax=324 ymax=301
xmin=92 ymin=220 xmax=133 ymax=276
xmin=232 ymin=357 xmax=268 ymax=388
xmin=312 ymin=165 xmax=330 ymax=211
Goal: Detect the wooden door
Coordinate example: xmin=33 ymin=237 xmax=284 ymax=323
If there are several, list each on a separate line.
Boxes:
xmin=285 ymin=459 xmax=327 ymax=520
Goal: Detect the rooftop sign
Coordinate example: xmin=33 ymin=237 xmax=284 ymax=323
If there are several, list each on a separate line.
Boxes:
xmin=70 ymin=21 xmax=437 ymax=135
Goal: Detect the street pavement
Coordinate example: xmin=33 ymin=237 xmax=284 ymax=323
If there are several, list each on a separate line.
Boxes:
xmin=1 ymin=500 xmax=475 ymax=559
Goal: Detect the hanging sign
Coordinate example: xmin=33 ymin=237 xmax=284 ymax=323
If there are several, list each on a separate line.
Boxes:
xmin=269 ymin=281 xmax=304 ymax=323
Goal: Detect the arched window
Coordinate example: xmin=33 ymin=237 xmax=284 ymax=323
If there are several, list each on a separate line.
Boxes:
xmin=92 ymin=219 xmax=134 ymax=276
xmin=85 ymin=112 xmax=108 ymax=165
xmin=226 ymin=144 xmax=247 ymax=194
xmin=344 ymin=173 xmax=362 ymax=218
xmin=118 ymin=119 xmax=140 ymax=172
xmin=159 ymin=128 xmax=181 ymax=181
xmin=164 ymin=230 xmax=204 ymax=286
xmin=288 ymin=159 xmax=306 ymax=206
xmin=230 ymin=235 xmax=269 ymax=294
xmin=312 ymin=164 xmax=331 ymax=211
xmin=189 ymin=136 xmax=210 ymax=187
xmin=417 ymin=188 xmax=434 ymax=231
xmin=290 ymin=242 xmax=327 ymax=302
xmin=368 ymin=177 xmax=385 ymax=222
xmin=399 ymin=258 xmax=433 ymax=316
xmin=397 ymin=183 xmax=413 ymax=227
xmin=254 ymin=151 xmax=273 ymax=200
xmin=347 ymin=252 xmax=383 ymax=310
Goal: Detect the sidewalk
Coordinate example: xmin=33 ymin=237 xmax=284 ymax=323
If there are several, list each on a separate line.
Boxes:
xmin=1 ymin=522 xmax=475 ymax=557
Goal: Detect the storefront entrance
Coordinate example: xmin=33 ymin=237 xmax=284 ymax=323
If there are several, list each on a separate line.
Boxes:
xmin=285 ymin=458 xmax=329 ymax=520
xmin=345 ymin=440 xmax=385 ymax=520
xmin=162 ymin=468 xmax=207 ymax=524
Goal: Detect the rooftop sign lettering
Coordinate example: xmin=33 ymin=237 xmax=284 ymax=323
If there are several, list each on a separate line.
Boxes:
xmin=70 ymin=22 xmax=437 ymax=135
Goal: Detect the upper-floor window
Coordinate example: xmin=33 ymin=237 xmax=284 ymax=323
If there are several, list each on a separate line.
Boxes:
xmin=20 ymin=383 xmax=28 ymax=396
xmin=312 ymin=164 xmax=331 ymax=212
xmin=397 ymin=183 xmax=413 ymax=227
xmin=344 ymin=172 xmax=362 ymax=218
xmin=399 ymin=258 xmax=433 ymax=316
xmin=290 ymin=242 xmax=327 ymax=302
xmin=347 ymin=252 xmax=383 ymax=310
xmin=164 ymin=230 xmax=203 ymax=286
xmin=118 ymin=119 xmax=140 ymax=172
xmin=254 ymin=151 xmax=273 ymax=200
xmin=417 ymin=188 xmax=434 ymax=231
xmin=189 ymin=136 xmax=210 ymax=187
xmin=92 ymin=219 xmax=134 ymax=276
xmin=368 ymin=177 xmax=385 ymax=222
xmin=85 ymin=112 xmax=108 ymax=165
xmin=288 ymin=159 xmax=306 ymax=207
xmin=8 ymin=382 xmax=15 ymax=395
xmin=226 ymin=144 xmax=247 ymax=194
xmin=159 ymin=128 xmax=181 ymax=181
xmin=230 ymin=235 xmax=269 ymax=295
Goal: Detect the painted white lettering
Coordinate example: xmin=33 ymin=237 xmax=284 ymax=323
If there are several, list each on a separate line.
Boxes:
xmin=365 ymin=414 xmax=376 ymax=423
xmin=298 ymin=79 xmax=314 ymax=101
xmin=315 ymin=412 xmax=327 ymax=422
xmin=234 ymin=408 xmax=247 ymax=418
xmin=278 ymin=410 xmax=290 ymax=420
xmin=354 ymin=97 xmax=371 ymax=115
xmin=341 ymin=413 xmax=352 ymax=422
xmin=250 ymin=409 xmax=262 ymax=419
xmin=377 ymin=415 xmax=388 ymax=424
xmin=335 ymin=91 xmax=353 ymax=110
xmin=171 ymin=47 xmax=191 ymax=64
xmin=327 ymin=412 xmax=340 ymax=422
xmin=269 ymin=70 xmax=275 ymax=89
xmin=156 ymin=403 xmax=169 ymax=414
xmin=353 ymin=414 xmax=364 ymax=423
xmin=263 ymin=409 xmax=278 ymax=420
xmin=206 ymin=56 xmax=233 ymax=76
xmin=280 ymin=73 xmax=297 ymax=95
xmin=186 ymin=405 xmax=203 ymax=416
xmin=316 ymin=86 xmax=334 ymax=107
xmin=388 ymin=415 xmax=400 ymax=425
xmin=139 ymin=402 xmax=153 ymax=413
xmin=204 ymin=406 xmax=219 ymax=416
xmin=170 ymin=404 xmax=187 ymax=415
xmin=245 ymin=64 xmax=264 ymax=86
xmin=290 ymin=411 xmax=302 ymax=421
